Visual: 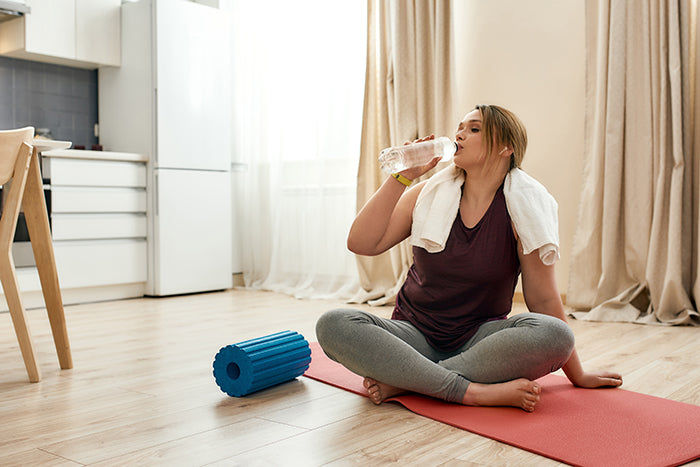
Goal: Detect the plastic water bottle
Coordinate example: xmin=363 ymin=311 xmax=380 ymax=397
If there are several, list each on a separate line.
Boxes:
xmin=378 ymin=137 xmax=457 ymax=174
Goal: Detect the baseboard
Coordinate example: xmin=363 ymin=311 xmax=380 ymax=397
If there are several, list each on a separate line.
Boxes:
xmin=0 ymin=283 xmax=147 ymax=312
xmin=232 ymin=273 xmax=244 ymax=287
xmin=0 ymin=273 xmax=246 ymax=313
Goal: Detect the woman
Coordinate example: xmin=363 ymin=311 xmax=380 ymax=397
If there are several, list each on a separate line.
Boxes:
xmin=316 ymin=105 xmax=622 ymax=412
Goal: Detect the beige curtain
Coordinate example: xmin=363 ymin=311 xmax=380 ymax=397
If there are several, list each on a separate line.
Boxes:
xmin=350 ymin=0 xmax=454 ymax=305
xmin=568 ymin=0 xmax=699 ymax=325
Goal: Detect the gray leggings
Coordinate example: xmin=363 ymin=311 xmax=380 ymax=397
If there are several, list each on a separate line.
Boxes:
xmin=315 ymin=309 xmax=575 ymax=403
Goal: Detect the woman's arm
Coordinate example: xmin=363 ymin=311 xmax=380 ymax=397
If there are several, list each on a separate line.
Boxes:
xmin=518 ymin=241 xmax=623 ymax=388
xmin=347 ymin=138 xmax=441 ymax=256
xmin=347 ymin=176 xmax=421 ymax=256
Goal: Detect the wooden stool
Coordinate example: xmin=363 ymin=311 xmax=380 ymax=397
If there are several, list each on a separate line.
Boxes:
xmin=0 ymin=127 xmax=73 ymax=382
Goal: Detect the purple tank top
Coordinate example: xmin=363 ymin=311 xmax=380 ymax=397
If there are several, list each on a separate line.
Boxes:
xmin=392 ymin=185 xmax=520 ymax=352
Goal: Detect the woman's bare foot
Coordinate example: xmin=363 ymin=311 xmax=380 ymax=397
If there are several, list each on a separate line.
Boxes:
xmin=363 ymin=377 xmax=407 ymax=404
xmin=462 ymin=378 xmax=541 ymax=412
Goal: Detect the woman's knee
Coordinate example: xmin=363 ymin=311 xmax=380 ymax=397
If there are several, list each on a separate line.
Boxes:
xmin=513 ymin=313 xmax=575 ymax=360
xmin=538 ymin=315 xmax=575 ymax=362
xmin=316 ymin=309 xmax=344 ymax=345
xmin=315 ymin=308 xmax=364 ymax=349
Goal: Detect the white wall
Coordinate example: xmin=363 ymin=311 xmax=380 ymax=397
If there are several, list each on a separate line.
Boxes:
xmin=452 ymin=0 xmax=586 ymax=296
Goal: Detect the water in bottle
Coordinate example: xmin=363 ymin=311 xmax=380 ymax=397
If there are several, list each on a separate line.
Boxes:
xmin=378 ymin=137 xmax=457 ymax=174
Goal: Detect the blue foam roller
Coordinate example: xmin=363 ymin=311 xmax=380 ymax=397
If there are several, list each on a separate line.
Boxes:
xmin=213 ymin=330 xmax=312 ymax=397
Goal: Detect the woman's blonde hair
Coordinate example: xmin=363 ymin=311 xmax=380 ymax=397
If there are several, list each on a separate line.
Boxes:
xmin=475 ymin=104 xmax=527 ymax=170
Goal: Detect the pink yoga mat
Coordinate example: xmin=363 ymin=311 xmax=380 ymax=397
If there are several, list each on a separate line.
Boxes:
xmin=304 ymin=342 xmax=700 ymax=467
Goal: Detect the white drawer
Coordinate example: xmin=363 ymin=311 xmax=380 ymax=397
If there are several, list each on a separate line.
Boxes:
xmin=51 ymin=213 xmax=147 ymax=240
xmin=54 ymin=239 xmax=147 ymax=288
xmin=43 ymin=158 xmax=147 ymax=188
xmin=51 ymin=187 xmax=147 ymax=213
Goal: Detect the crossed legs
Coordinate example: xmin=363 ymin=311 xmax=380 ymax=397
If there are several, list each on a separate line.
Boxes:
xmin=315 ymin=309 xmax=574 ymax=411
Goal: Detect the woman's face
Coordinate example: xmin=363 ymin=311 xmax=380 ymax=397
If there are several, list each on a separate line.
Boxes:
xmin=453 ymin=109 xmax=486 ymax=170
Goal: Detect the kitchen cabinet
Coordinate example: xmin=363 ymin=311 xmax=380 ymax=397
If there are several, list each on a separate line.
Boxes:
xmin=0 ymin=0 xmax=120 ymax=68
xmin=74 ymin=0 xmax=120 ymax=66
xmin=43 ymin=151 xmax=147 ymax=289
xmin=4 ymin=149 xmax=148 ymax=311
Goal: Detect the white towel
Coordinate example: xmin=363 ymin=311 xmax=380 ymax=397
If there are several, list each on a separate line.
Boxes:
xmin=410 ymin=165 xmax=464 ymax=253
xmin=411 ymin=165 xmax=560 ymax=265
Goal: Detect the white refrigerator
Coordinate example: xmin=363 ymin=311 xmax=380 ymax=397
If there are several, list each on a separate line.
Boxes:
xmin=98 ymin=0 xmax=232 ymax=296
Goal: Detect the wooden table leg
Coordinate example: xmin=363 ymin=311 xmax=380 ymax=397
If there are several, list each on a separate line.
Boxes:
xmin=22 ymin=149 xmax=73 ymax=370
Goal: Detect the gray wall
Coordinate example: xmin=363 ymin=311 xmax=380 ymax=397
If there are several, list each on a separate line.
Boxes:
xmin=0 ymin=56 xmax=98 ymax=147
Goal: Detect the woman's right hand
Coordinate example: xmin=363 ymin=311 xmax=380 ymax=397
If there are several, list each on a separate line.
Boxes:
xmin=348 ymin=134 xmax=442 ymax=256
xmin=396 ymin=135 xmax=442 ymax=181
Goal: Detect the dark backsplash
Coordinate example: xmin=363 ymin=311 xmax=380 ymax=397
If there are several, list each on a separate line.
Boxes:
xmin=0 ymin=56 xmax=98 ymax=147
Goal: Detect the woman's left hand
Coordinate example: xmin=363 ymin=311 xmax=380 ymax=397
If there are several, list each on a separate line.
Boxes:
xmin=571 ymin=371 xmax=623 ymax=388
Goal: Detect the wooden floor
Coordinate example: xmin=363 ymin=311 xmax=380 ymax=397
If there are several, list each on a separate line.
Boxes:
xmin=1 ymin=288 xmax=699 ymax=466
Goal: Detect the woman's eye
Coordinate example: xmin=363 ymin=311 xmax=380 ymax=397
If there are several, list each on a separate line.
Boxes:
xmin=470 ymin=127 xmax=480 ymax=133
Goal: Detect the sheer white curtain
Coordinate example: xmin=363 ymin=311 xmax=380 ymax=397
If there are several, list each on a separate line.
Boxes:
xmin=228 ymin=1 xmax=366 ymax=299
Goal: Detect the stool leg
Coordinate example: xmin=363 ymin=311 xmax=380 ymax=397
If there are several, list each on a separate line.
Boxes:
xmin=23 ymin=150 xmax=73 ymax=370
xmin=0 ymin=252 xmax=41 ymax=382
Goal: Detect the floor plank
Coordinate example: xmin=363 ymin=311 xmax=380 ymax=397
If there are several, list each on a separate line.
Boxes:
xmin=217 ymin=405 xmax=433 ymax=466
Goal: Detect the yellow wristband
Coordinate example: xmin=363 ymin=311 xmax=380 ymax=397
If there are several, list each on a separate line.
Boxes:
xmin=392 ymin=173 xmax=413 ymax=187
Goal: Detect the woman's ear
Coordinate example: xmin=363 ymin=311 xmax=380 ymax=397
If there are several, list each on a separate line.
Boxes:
xmin=499 ymin=146 xmax=511 ymax=156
